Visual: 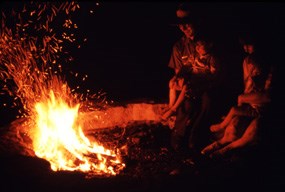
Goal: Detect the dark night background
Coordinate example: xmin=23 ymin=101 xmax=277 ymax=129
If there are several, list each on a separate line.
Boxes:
xmin=0 ymin=2 xmax=283 ymax=192
xmin=0 ymin=2 xmax=284 ymax=127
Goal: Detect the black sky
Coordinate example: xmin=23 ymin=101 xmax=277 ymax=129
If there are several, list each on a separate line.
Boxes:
xmin=0 ymin=2 xmax=284 ymax=126
xmin=73 ymin=2 xmax=283 ymax=102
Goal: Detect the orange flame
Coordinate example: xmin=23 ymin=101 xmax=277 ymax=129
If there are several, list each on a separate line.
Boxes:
xmin=0 ymin=2 xmax=125 ymax=176
xmin=33 ymin=91 xmax=125 ymax=175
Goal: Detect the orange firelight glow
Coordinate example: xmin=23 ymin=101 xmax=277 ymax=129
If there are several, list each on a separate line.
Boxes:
xmin=0 ymin=1 xmax=125 ymax=176
xmin=33 ymin=90 xmax=125 ymax=175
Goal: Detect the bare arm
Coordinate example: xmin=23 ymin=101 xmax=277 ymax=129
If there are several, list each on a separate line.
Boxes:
xmin=161 ymin=85 xmax=187 ymax=120
xmin=170 ymin=84 xmax=187 ymax=111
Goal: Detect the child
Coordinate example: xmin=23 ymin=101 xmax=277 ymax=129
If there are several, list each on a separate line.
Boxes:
xmin=201 ymin=35 xmax=273 ymax=158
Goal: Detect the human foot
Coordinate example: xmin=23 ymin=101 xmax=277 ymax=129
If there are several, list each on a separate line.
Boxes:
xmin=210 ymin=124 xmax=225 ymax=132
xmin=201 ymin=141 xmax=221 ymax=156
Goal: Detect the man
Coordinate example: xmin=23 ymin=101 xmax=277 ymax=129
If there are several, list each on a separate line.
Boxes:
xmin=164 ymin=3 xmax=220 ymax=156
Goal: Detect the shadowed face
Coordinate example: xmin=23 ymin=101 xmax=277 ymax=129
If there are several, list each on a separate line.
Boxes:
xmin=243 ymin=44 xmax=255 ymax=54
xmin=178 ymin=23 xmax=195 ymax=38
xmin=176 ymin=9 xmax=195 ymax=38
xmin=195 ymin=41 xmax=208 ymax=56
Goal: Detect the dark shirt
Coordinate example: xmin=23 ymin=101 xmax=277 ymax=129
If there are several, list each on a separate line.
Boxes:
xmin=168 ymin=36 xmax=197 ymax=71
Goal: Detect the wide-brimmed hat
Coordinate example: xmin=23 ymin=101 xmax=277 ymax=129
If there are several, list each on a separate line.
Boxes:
xmin=169 ymin=6 xmax=196 ymax=26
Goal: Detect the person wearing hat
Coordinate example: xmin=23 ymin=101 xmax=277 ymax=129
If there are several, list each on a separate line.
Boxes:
xmin=162 ymin=3 xmax=220 ymax=158
xmin=162 ymin=4 xmax=197 ymax=118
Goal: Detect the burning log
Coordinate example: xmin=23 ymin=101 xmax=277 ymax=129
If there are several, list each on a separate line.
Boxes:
xmin=0 ymin=2 xmax=176 ymax=176
xmin=0 ymin=102 xmax=173 ymax=177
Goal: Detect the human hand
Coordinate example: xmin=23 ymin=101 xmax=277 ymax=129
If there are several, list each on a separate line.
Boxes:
xmin=161 ymin=108 xmax=176 ymax=120
xmin=181 ymin=55 xmax=189 ymax=65
xmin=189 ymin=55 xmax=195 ymax=64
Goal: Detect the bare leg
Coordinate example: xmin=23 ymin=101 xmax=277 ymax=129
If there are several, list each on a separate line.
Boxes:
xmin=210 ymin=106 xmax=245 ymax=132
xmin=201 ymin=141 xmax=223 ymax=155
xmin=211 ymin=117 xmax=260 ymax=157
xmin=201 ymin=116 xmax=240 ymax=156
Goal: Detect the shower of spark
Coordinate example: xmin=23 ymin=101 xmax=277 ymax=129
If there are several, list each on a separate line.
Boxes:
xmin=0 ymin=1 xmax=125 ymax=176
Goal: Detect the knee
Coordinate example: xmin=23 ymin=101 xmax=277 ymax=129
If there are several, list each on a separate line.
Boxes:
xmin=231 ymin=116 xmax=240 ymax=127
xmin=222 ymin=131 xmax=238 ymax=143
xmin=229 ymin=106 xmax=240 ymax=115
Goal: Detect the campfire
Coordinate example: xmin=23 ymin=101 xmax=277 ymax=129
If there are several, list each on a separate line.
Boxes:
xmin=0 ymin=3 xmax=277 ymax=191
xmin=0 ymin=1 xmax=166 ymax=177
xmin=0 ymin=1 xmax=177 ymax=179
xmin=32 ymin=90 xmax=127 ymax=175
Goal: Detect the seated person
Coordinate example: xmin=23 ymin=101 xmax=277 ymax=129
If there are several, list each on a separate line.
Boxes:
xmin=200 ymin=34 xmax=274 ymax=158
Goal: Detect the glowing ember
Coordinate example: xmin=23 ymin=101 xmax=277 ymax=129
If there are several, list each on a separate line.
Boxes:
xmin=0 ymin=2 xmax=125 ymax=176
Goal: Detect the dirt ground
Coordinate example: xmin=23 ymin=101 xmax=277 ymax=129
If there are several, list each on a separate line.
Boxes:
xmin=0 ymin=120 xmax=281 ymax=192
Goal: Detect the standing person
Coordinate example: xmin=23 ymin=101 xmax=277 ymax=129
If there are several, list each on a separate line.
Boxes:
xmin=162 ymin=3 xmax=197 ymax=121
xmin=162 ymin=38 xmax=219 ymax=122
xmin=201 ymin=34 xmax=274 ymax=158
xmin=163 ymin=3 xmax=220 ymax=159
